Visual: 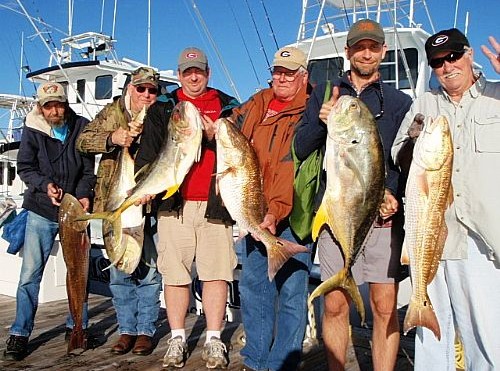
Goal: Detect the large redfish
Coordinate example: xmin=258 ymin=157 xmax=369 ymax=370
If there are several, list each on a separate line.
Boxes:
xmin=215 ymin=118 xmax=308 ymax=281
xmin=308 ymin=96 xmax=385 ymax=325
xmin=402 ymin=115 xmax=453 ymax=340
xmin=58 ymin=194 xmax=90 ymax=354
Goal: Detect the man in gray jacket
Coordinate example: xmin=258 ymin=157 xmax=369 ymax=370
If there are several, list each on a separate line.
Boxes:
xmin=392 ymin=28 xmax=500 ymax=370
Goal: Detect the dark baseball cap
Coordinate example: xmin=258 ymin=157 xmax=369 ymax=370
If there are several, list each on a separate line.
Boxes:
xmin=425 ymin=28 xmax=470 ymax=63
xmin=347 ymin=19 xmax=385 ymax=47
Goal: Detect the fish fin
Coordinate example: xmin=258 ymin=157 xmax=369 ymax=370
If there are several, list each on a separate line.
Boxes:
xmin=400 ymin=241 xmax=410 ymax=265
xmin=162 ymin=185 xmax=180 ymax=200
xmin=75 ymin=211 xmax=117 ymax=223
xmin=447 ymin=184 xmax=454 ymax=207
xmin=344 ymin=151 xmax=366 ymax=200
xmin=267 ymin=238 xmax=309 ymax=281
xmin=67 ymin=325 xmax=87 ymax=355
xmin=403 ymin=295 xmax=441 ymax=340
xmin=312 ymin=202 xmax=329 ymax=241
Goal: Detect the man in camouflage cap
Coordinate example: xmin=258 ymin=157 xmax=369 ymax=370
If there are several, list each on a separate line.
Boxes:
xmin=76 ymin=66 xmax=161 ymax=356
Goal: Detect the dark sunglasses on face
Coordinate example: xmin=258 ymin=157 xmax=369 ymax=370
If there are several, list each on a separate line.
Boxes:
xmin=135 ymin=85 xmax=158 ymax=95
xmin=429 ymin=50 xmax=466 ymax=69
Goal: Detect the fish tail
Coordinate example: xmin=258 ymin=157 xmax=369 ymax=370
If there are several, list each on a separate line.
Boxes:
xmin=162 ymin=185 xmax=180 ymax=200
xmin=403 ymin=295 xmax=441 ymax=340
xmin=267 ymin=238 xmax=309 ymax=281
xmin=341 ymin=272 xmax=365 ymax=326
xmin=67 ymin=325 xmax=87 ymax=355
xmin=307 ymin=268 xmax=366 ymax=325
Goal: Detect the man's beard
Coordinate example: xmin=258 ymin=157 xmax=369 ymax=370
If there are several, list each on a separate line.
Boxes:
xmin=351 ymin=63 xmax=377 ymax=77
xmin=48 ymin=117 xmax=66 ymax=127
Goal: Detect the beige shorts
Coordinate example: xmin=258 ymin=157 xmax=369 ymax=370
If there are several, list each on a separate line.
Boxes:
xmin=156 ymin=200 xmax=237 ymax=285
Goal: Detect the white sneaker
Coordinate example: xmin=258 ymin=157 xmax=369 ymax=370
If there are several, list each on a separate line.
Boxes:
xmin=162 ymin=336 xmax=187 ymax=368
xmin=202 ymin=337 xmax=228 ymax=369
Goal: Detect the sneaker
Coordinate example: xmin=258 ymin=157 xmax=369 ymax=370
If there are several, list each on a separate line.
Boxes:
xmin=202 ymin=337 xmax=228 ymax=369
xmin=3 ymin=335 xmax=28 ymax=361
xmin=162 ymin=336 xmax=187 ymax=368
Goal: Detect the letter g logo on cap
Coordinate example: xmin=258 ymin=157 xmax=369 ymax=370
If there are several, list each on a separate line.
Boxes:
xmin=432 ymin=35 xmax=449 ymax=46
xmin=280 ymin=51 xmax=291 ymax=57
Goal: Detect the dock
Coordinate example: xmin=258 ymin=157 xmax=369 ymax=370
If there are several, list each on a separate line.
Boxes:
xmin=0 ymin=292 xmax=416 ymax=370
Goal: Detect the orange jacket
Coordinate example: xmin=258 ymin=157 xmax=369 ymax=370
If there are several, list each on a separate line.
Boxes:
xmin=231 ymin=86 xmax=308 ymax=224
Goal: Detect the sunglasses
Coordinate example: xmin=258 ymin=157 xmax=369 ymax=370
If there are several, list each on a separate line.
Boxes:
xmin=135 ymin=85 xmax=158 ymax=95
xmin=429 ymin=50 xmax=466 ymax=69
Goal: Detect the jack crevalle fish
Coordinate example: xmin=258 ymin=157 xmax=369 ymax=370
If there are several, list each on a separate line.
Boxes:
xmin=402 ymin=115 xmax=453 ymax=340
xmin=102 ymin=107 xmax=146 ymax=273
xmin=215 ymin=118 xmax=308 ymax=281
xmin=77 ymin=101 xmax=203 ymax=227
xmin=59 ymin=193 xmax=90 ymax=354
xmin=308 ymin=96 xmax=385 ymax=325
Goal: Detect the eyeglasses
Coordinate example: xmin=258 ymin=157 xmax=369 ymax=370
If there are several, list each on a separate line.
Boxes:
xmin=135 ymin=85 xmax=158 ymax=95
xmin=429 ymin=50 xmax=466 ymax=69
xmin=271 ymin=70 xmax=299 ymax=82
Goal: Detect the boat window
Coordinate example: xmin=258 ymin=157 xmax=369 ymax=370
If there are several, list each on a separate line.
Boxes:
xmin=95 ymin=75 xmax=113 ymax=100
xmin=380 ymin=48 xmax=418 ymax=90
xmin=76 ymin=79 xmax=85 ymax=103
xmin=307 ymin=57 xmax=344 ymax=88
xmin=157 ymin=81 xmax=181 ymax=103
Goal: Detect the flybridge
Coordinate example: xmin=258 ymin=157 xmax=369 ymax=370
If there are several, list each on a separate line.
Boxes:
xmin=51 ymin=32 xmax=118 ymax=65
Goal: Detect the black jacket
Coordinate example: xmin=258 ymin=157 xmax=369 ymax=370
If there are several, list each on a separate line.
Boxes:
xmin=18 ymin=107 xmax=96 ymax=222
xmin=134 ymin=88 xmax=239 ymax=223
xmin=294 ymin=73 xmax=412 ymax=209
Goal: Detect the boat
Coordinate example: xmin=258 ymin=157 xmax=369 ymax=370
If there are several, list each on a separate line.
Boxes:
xmin=0 ymin=2 xmax=181 ymax=305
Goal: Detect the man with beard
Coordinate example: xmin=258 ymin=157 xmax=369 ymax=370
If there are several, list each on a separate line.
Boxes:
xmin=4 ymin=82 xmax=96 ymax=361
xmin=293 ymin=19 xmax=412 ymax=370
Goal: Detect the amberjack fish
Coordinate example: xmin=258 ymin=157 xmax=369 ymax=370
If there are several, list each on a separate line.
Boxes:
xmin=308 ymin=96 xmax=385 ymax=325
xmin=77 ymin=101 xmax=203 ymax=227
xmin=215 ymin=118 xmax=308 ymax=281
xmin=102 ymin=107 xmax=146 ymax=272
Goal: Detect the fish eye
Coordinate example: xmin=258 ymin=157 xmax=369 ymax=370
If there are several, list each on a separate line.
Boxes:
xmin=349 ymin=102 xmax=358 ymax=110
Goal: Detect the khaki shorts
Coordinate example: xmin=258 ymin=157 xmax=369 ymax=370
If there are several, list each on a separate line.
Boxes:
xmin=156 ymin=201 xmax=237 ymax=285
xmin=318 ymin=215 xmax=406 ymax=284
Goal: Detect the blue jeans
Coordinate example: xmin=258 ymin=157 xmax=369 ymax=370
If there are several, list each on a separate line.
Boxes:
xmin=109 ymin=221 xmax=161 ymax=337
xmin=10 ymin=211 xmax=88 ymax=337
xmin=239 ymin=226 xmax=312 ymax=371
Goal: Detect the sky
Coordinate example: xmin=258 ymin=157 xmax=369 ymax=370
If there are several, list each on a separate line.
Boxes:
xmin=0 ymin=0 xmax=498 ymax=108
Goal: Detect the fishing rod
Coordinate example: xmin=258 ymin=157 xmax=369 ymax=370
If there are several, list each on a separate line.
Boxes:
xmin=243 ymin=0 xmax=272 ymax=69
xmin=189 ymin=0 xmax=242 ymax=102
xmin=227 ymin=0 xmax=263 ymax=89
xmin=260 ymin=0 xmax=279 ymax=51
xmin=15 ymin=0 xmax=92 ymax=118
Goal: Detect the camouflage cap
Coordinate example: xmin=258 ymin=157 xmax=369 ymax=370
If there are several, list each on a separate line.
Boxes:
xmin=178 ymin=47 xmax=208 ymax=73
xmin=347 ymin=19 xmax=385 ymax=47
xmin=131 ymin=66 xmax=160 ymax=86
xmin=37 ymin=82 xmax=67 ymax=106
xmin=272 ymin=47 xmax=307 ymax=70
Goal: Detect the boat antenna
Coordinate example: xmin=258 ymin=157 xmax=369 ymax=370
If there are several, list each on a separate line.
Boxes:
xmin=260 ymin=0 xmax=279 ymax=50
xmin=453 ymin=0 xmax=459 ymax=28
xmin=227 ymin=0 xmax=263 ymax=89
xmin=112 ymin=0 xmax=117 ymax=39
xmin=15 ymin=0 xmax=91 ymax=117
xmin=189 ymin=0 xmax=241 ymax=101
xmin=100 ymin=0 xmax=105 ymax=34
xmin=244 ymin=0 xmax=272 ymax=69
